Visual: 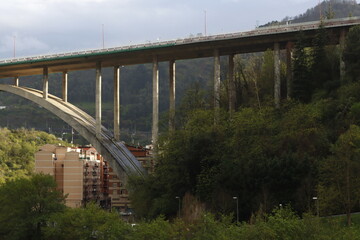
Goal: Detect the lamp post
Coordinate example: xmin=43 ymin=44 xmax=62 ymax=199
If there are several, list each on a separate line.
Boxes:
xmin=175 ymin=196 xmax=181 ymax=218
xmin=313 ymin=197 xmax=319 ymax=217
xmin=233 ymin=196 xmax=239 ymax=223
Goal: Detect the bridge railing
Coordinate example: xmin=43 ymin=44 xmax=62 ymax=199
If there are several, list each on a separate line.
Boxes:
xmin=0 ymin=16 xmax=359 ymax=66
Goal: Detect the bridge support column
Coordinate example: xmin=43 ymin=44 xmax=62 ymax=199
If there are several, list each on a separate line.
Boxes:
xmin=286 ymin=42 xmax=293 ymax=99
xmin=274 ymin=42 xmax=281 ymax=108
xmin=114 ymin=66 xmax=120 ymax=141
xmin=339 ymin=29 xmax=346 ymax=83
xmin=169 ymin=60 xmax=176 ymax=131
xmin=228 ymin=54 xmax=235 ymax=114
xmin=152 ymin=56 xmax=159 ymax=147
xmin=96 ymin=62 xmax=102 ymax=139
xmin=14 ymin=77 xmax=19 ymax=87
xmin=214 ymin=49 xmax=221 ymax=110
xmin=62 ymin=71 xmax=68 ymax=102
xmin=43 ymin=67 xmax=48 ymax=99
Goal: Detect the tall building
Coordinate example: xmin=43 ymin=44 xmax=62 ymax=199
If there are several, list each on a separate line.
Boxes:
xmin=35 ymin=144 xmax=152 ymax=213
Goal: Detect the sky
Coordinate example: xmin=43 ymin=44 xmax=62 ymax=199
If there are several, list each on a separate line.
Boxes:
xmin=0 ymin=0 xmax=320 ymax=59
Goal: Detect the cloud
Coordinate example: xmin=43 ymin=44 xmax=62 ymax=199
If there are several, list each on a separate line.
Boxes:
xmin=0 ymin=34 xmax=49 ymax=57
xmin=0 ymin=0 xmax=319 ymax=58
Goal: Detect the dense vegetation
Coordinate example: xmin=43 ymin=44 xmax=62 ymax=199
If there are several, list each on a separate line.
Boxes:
xmin=1 ymin=174 xmax=360 ymax=240
xmin=0 ymin=174 xmax=360 ymax=240
xmin=261 ymin=0 xmax=360 ymax=27
xmin=128 ymin=24 xmax=360 ymax=227
xmin=0 ymin=128 xmax=65 ymax=183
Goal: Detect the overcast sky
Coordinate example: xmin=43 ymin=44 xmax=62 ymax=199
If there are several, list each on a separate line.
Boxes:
xmin=0 ymin=0 xmax=321 ymax=59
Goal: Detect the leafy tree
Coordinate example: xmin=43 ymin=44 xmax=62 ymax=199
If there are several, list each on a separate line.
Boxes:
xmin=128 ymin=216 xmax=174 ymax=240
xmin=44 ymin=203 xmax=131 ymax=240
xmin=0 ymin=174 xmax=66 ymax=240
xmin=319 ymin=125 xmax=360 ymax=225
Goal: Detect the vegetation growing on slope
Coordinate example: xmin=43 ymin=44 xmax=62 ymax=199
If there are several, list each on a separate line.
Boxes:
xmin=128 ymin=25 xmax=360 ymax=225
xmin=0 ymin=128 xmax=66 ymax=183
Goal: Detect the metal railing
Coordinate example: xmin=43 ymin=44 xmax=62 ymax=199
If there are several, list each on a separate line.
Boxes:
xmin=0 ymin=17 xmax=359 ymax=65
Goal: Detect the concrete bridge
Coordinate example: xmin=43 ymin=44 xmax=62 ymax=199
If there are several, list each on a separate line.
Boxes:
xmin=0 ymin=17 xmax=359 ymax=176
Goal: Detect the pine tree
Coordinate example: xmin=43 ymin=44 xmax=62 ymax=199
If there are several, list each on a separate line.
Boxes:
xmin=343 ymin=25 xmax=360 ymax=82
xmin=310 ymin=23 xmax=330 ymax=90
xmin=292 ymin=32 xmax=311 ymax=102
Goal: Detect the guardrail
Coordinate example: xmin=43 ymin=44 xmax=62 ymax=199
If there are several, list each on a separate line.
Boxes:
xmin=0 ymin=17 xmax=359 ymax=65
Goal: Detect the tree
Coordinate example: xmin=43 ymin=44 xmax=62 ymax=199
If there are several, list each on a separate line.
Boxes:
xmin=319 ymin=125 xmax=360 ymax=225
xmin=0 ymin=174 xmax=66 ymax=240
xmin=343 ymin=25 xmax=360 ymax=82
xmin=292 ymin=32 xmax=312 ymax=102
xmin=44 ymin=203 xmax=131 ymax=240
xmin=310 ymin=23 xmax=331 ymax=91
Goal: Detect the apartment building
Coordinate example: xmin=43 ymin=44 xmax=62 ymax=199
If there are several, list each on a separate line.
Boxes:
xmin=35 ymin=144 xmax=152 ymax=213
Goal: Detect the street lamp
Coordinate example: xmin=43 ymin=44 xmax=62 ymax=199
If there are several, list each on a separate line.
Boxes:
xmin=175 ymin=196 xmax=181 ymax=218
xmin=233 ymin=196 xmax=239 ymax=223
xmin=313 ymin=197 xmax=319 ymax=217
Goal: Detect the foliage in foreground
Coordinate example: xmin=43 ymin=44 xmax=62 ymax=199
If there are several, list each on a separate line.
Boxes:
xmin=26 ymin=204 xmax=360 ymax=240
xmin=0 ymin=174 xmax=66 ymax=240
xmin=3 ymin=175 xmax=360 ymax=240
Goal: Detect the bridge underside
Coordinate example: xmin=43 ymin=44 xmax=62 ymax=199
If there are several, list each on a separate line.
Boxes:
xmin=0 ymin=84 xmax=146 ymax=178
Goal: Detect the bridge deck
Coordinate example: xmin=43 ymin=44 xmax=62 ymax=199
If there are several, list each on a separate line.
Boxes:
xmin=0 ymin=17 xmax=359 ymax=78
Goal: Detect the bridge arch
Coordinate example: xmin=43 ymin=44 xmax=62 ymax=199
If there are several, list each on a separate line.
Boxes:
xmin=0 ymin=84 xmax=146 ymax=178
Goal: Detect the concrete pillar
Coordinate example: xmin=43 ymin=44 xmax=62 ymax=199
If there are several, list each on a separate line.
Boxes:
xmin=214 ymin=49 xmax=221 ymax=109
xmin=43 ymin=67 xmax=48 ymax=99
xmin=152 ymin=56 xmax=159 ymax=147
xmin=286 ymin=42 xmax=293 ymax=99
xmin=95 ymin=62 xmax=102 ymax=139
xmin=169 ymin=60 xmax=176 ymax=131
xmin=228 ymin=54 xmax=236 ymax=114
xmin=339 ymin=29 xmax=346 ymax=83
xmin=62 ymin=71 xmax=68 ymax=102
xmin=114 ymin=66 xmax=120 ymax=141
xmin=274 ymin=42 xmax=281 ymax=108
xmin=14 ymin=77 xmax=19 ymax=87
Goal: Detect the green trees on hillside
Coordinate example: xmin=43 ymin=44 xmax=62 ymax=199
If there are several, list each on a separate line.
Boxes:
xmin=343 ymin=25 xmax=360 ymax=82
xmin=0 ymin=128 xmax=66 ymax=183
xmin=319 ymin=125 xmax=360 ymax=225
xmin=128 ymin=24 xmax=360 ymax=223
xmin=0 ymin=174 xmax=66 ymax=240
xmin=129 ymin=102 xmax=330 ymax=220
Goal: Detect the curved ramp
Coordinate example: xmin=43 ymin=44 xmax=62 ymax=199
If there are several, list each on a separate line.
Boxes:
xmin=0 ymin=84 xmax=146 ymax=178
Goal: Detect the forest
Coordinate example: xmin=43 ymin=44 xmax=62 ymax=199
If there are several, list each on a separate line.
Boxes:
xmin=127 ymin=24 xmax=360 ymax=226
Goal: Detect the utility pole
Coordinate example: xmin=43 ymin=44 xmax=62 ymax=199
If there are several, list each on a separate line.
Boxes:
xmin=13 ymin=36 xmax=16 ymax=58
xmin=102 ymin=24 xmax=105 ymax=49
xmin=204 ymin=10 xmax=207 ymax=36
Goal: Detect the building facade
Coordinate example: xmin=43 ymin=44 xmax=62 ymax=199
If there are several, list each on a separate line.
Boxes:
xmin=35 ymin=144 xmax=152 ymax=213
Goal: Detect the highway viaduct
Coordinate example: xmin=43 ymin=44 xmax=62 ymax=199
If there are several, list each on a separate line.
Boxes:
xmin=0 ymin=17 xmax=359 ymax=177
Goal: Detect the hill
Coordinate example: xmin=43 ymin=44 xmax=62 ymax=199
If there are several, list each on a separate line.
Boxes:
xmin=260 ymin=0 xmax=360 ymax=27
